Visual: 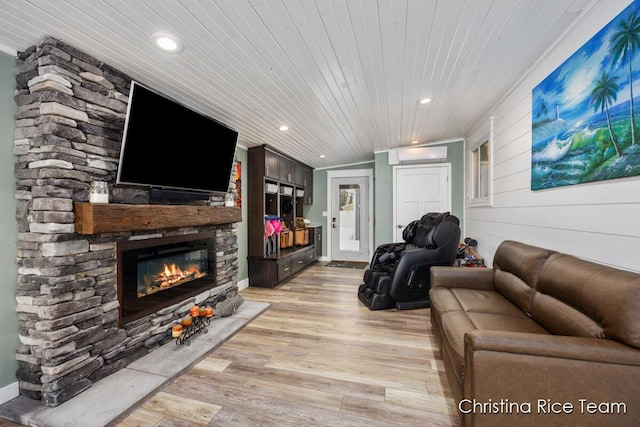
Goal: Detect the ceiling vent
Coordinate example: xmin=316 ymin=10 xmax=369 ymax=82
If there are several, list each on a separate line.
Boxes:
xmin=389 ymin=146 xmax=447 ymax=164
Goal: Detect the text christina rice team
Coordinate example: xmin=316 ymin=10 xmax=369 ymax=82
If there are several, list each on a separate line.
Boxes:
xmin=458 ymin=399 xmax=628 ymax=415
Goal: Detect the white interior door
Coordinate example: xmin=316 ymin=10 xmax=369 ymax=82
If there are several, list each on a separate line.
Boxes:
xmin=393 ymin=164 xmax=451 ymax=242
xmin=329 ymin=175 xmax=371 ymax=262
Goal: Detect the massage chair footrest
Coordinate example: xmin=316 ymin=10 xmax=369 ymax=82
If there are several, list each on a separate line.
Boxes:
xmin=358 ymin=284 xmax=395 ymax=310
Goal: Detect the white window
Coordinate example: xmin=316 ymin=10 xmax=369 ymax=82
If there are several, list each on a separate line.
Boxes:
xmin=469 ymin=119 xmax=493 ymax=207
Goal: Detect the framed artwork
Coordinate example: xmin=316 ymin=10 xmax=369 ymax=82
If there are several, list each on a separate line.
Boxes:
xmin=532 ymin=0 xmax=640 ymax=190
xmin=235 ymin=160 xmax=242 ymax=207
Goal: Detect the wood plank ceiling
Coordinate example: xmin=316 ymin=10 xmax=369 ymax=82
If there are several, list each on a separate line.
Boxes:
xmin=0 ymin=0 xmax=597 ymax=168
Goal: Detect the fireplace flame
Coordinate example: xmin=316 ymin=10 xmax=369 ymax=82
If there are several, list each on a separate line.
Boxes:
xmin=138 ymin=263 xmax=206 ymax=298
xmin=158 ymin=263 xmax=203 ymax=288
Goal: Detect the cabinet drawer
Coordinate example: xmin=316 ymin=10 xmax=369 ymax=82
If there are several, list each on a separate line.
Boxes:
xmin=291 ymin=251 xmax=308 ymax=273
xmin=305 ymin=247 xmax=316 ymax=264
xmin=278 ymin=259 xmax=293 ymax=281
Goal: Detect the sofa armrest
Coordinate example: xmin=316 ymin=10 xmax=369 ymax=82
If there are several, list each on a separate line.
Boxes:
xmin=462 ymin=331 xmax=640 ymax=426
xmin=465 ymin=330 xmax=640 ymax=366
xmin=430 ymin=266 xmax=495 ymax=290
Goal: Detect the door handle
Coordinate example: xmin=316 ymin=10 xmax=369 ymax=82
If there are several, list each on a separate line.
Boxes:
xmin=332 ymin=217 xmax=337 ymax=229
xmin=397 ymin=224 xmax=404 ymax=229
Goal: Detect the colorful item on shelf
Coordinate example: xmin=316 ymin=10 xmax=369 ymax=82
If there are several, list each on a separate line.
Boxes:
xmin=264 ymin=220 xmax=275 ymax=237
xmin=271 ymin=219 xmax=283 ymax=234
xmin=265 ymin=215 xmax=284 ymax=255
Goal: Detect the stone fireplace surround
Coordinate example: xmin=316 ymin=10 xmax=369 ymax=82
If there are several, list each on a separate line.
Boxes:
xmin=12 ymin=37 xmax=240 ymax=407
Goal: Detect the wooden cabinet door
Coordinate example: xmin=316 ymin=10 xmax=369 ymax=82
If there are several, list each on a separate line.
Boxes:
xmin=301 ymin=167 xmax=313 ymax=204
xmin=264 ymin=149 xmax=279 ymax=179
xmin=279 ymin=156 xmax=292 ymax=182
xmin=314 ymin=227 xmax=322 ymax=260
xmin=292 ymin=163 xmax=305 ymax=186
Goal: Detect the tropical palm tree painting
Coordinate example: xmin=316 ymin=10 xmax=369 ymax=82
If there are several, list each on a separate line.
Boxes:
xmin=532 ymin=0 xmax=640 ymax=190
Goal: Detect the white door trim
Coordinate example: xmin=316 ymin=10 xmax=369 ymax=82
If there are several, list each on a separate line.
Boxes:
xmin=392 ymin=163 xmax=452 ymax=240
xmin=326 ymin=169 xmax=374 ymax=262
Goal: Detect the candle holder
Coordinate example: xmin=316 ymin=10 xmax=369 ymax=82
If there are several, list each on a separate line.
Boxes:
xmin=175 ymin=315 xmax=210 ymax=346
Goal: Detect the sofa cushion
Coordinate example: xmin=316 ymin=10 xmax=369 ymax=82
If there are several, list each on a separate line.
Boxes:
xmin=430 ymin=287 xmax=463 ymax=311
xmin=430 ymin=287 xmax=526 ymax=337
xmin=459 ymin=288 xmax=526 ymax=316
xmin=536 ymin=253 xmax=640 ymax=348
xmin=493 ymin=240 xmax=553 ymax=291
xmin=465 ymin=312 xmax=549 ymax=334
xmin=440 ymin=311 xmax=474 ymax=384
xmin=438 ymin=294 xmax=549 ymax=386
xmin=531 ymin=292 xmax=605 ymax=338
xmin=493 ymin=270 xmax=535 ymax=315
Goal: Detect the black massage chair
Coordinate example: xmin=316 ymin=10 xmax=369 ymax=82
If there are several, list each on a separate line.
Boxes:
xmin=357 ymin=212 xmax=461 ymax=310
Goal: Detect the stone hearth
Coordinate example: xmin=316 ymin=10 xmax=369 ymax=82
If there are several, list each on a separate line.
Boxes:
xmin=0 ymin=301 xmax=269 ymax=427
xmin=12 ymin=37 xmax=240 ymax=406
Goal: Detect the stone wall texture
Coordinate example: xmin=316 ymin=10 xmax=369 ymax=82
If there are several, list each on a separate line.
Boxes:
xmin=13 ymin=37 xmax=239 ymax=407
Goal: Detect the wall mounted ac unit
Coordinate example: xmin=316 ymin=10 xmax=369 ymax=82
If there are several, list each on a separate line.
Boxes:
xmin=389 ymin=146 xmax=448 ymax=164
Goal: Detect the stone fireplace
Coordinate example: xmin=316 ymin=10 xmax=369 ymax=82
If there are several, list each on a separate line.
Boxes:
xmin=13 ymin=37 xmax=241 ymax=407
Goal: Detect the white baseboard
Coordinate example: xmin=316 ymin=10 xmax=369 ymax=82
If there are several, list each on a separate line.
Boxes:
xmin=237 ymin=277 xmax=249 ymax=291
xmin=319 ymin=256 xmax=331 ymax=262
xmin=0 ymin=381 xmax=19 ymax=405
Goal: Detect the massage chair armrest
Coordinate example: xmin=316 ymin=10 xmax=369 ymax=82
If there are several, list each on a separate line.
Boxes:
xmin=461 ymin=331 xmax=640 ymax=426
xmin=389 ymin=248 xmax=452 ymax=294
xmin=430 ymin=266 xmax=496 ymax=290
xmin=370 ymin=242 xmax=407 ymax=267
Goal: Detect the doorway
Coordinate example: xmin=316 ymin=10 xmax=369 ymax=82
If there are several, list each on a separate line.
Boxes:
xmin=327 ymin=170 xmax=373 ymax=263
xmin=393 ymin=164 xmax=451 ymax=242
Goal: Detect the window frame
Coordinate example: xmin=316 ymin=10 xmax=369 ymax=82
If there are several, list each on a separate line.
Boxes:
xmin=469 ymin=118 xmax=493 ymax=207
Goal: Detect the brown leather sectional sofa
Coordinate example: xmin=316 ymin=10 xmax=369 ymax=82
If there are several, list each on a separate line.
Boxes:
xmin=429 ymin=240 xmax=640 ymax=426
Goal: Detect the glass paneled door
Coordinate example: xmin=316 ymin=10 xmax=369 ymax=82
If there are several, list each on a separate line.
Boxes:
xmin=330 ymin=175 xmax=370 ymax=262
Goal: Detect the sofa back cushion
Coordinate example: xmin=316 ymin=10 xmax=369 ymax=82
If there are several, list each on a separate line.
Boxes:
xmin=533 ymin=253 xmax=640 ymax=348
xmin=492 ymin=240 xmax=553 ymax=314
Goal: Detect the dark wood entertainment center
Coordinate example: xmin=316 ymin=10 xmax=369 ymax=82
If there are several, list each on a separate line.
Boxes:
xmin=248 ymin=145 xmax=320 ymax=287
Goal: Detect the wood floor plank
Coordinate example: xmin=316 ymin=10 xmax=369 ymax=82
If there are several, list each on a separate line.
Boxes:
xmin=342 ymin=395 xmax=459 ymax=426
xmin=255 ymin=398 xmax=403 ymax=427
xmin=385 ymin=387 xmax=458 ymax=416
xmin=139 ymin=391 xmax=221 ymax=425
xmin=222 ymin=361 xmax=387 ymax=402
xmin=193 ymin=356 xmax=232 ymax=373
xmin=118 ymin=263 xmax=461 ymax=426
xmin=118 ymin=407 xmax=164 ymax=427
xmin=264 ymin=359 xmax=429 ymax=392
xmin=176 ymin=369 xmax=346 ymax=412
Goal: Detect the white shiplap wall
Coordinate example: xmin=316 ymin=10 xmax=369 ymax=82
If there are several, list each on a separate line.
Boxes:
xmin=464 ymin=0 xmax=640 ymax=272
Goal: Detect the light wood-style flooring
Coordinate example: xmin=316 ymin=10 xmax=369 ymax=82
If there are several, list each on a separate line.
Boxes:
xmin=118 ymin=263 xmax=460 ymax=426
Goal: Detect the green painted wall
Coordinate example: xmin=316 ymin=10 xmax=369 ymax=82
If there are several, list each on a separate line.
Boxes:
xmin=0 ymin=51 xmax=18 ymax=390
xmin=236 ymin=146 xmax=248 ymax=281
xmin=448 ymin=141 xmax=465 ymax=227
xmin=374 ymin=152 xmax=394 ymax=247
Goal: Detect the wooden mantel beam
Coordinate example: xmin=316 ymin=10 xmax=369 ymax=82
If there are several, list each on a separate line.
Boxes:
xmin=74 ymin=203 xmax=242 ymax=234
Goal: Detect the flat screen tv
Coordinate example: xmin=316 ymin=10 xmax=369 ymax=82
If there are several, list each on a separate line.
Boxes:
xmin=116 ymin=81 xmax=238 ymax=197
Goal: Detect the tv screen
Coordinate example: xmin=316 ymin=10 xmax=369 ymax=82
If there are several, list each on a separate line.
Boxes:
xmin=116 ymin=81 xmax=238 ymax=195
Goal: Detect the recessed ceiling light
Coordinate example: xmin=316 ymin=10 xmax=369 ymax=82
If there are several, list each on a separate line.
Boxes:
xmin=151 ymin=33 xmax=183 ymax=53
xmin=279 ymin=125 xmax=289 ymax=131
xmin=319 ymin=154 xmax=326 ymax=158
xmin=411 ymin=140 xmax=419 ymax=144
xmin=419 ymin=97 xmax=432 ymax=105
